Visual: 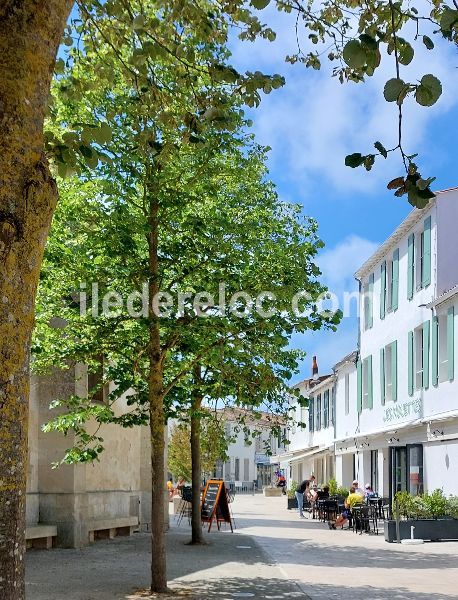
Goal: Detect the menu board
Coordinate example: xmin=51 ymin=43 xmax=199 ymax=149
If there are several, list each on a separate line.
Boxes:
xmin=201 ymin=479 xmax=233 ymax=532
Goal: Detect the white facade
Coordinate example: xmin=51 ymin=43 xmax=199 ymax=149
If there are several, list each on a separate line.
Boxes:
xmin=280 ymin=187 xmax=458 ymax=499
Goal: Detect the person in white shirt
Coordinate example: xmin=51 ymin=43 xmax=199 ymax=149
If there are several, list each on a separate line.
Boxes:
xmin=352 ymin=480 xmax=364 ymax=497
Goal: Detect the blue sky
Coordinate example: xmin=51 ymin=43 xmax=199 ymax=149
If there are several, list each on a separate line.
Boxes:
xmin=229 ymin=5 xmax=458 ymax=382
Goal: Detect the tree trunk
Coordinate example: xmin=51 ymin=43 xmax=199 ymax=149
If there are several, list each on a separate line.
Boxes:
xmin=0 ymin=3 xmax=73 ymax=598
xmin=148 ymin=195 xmax=168 ymax=593
xmin=190 ymin=374 xmax=205 ymax=544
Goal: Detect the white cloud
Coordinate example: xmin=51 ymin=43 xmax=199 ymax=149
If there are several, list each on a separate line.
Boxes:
xmin=230 ymin=7 xmax=458 ymax=196
xmin=318 ymin=235 xmax=379 ymax=295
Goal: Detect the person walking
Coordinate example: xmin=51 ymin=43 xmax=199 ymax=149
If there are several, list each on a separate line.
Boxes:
xmin=295 ymin=476 xmax=315 ymax=518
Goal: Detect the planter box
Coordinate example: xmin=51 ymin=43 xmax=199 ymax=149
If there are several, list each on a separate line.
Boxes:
xmin=384 ymin=518 xmax=458 ymax=543
xmin=287 ymin=497 xmax=297 ymax=510
xmin=263 ymin=487 xmax=283 ymax=497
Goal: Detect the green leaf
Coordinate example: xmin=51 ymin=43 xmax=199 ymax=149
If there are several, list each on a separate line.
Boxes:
xmin=397 ymin=38 xmax=414 ymax=65
xmin=374 ymin=141 xmax=387 ymax=158
xmin=345 ymin=153 xmax=364 ymax=168
xmin=383 ymin=78 xmax=406 ymax=102
xmin=251 ymin=0 xmax=270 ymax=8
xmin=359 ymin=34 xmax=378 ymax=50
xmin=343 ymin=40 xmax=367 ymax=68
xmin=440 ymin=8 xmax=458 ymax=32
xmin=422 ymin=35 xmax=434 ymax=50
xmin=415 ymin=74 xmax=442 ymax=107
xmin=133 ymin=15 xmax=145 ymax=30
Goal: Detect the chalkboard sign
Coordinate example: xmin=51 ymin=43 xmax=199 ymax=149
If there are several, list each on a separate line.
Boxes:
xmin=201 ymin=479 xmax=233 ymax=532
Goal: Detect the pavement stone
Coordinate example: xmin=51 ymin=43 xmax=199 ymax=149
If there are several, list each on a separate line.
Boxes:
xmin=26 ymin=494 xmax=458 ymax=600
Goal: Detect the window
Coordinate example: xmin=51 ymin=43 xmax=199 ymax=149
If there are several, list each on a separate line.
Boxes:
xmin=234 ymin=458 xmax=240 ymax=481
xmin=415 ymin=326 xmax=424 ymax=390
xmin=316 ymin=394 xmax=322 ymax=430
xmin=255 ymin=435 xmax=262 ymax=452
xmin=323 ymin=390 xmax=329 ymax=428
xmin=362 ymin=357 xmax=372 ymax=409
xmin=385 ymin=343 xmax=393 ymax=402
xmin=345 ymin=373 xmax=350 ymax=415
xmin=386 ymin=259 xmax=394 ymax=311
xmin=88 ymin=355 xmax=105 ymax=403
xmin=370 ymin=450 xmax=378 ymax=492
xmin=438 ymin=313 xmax=449 ymax=383
xmin=415 ymin=231 xmax=424 ymax=291
xmin=309 ymin=398 xmax=314 ymax=433
xmin=363 ymin=274 xmax=374 ymax=330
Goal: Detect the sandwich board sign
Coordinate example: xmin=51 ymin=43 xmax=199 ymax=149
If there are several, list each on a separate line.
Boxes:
xmin=200 ymin=479 xmax=233 ymax=532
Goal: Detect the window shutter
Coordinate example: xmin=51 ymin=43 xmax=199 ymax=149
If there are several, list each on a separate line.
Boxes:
xmin=368 ymin=273 xmax=374 ymax=328
xmin=380 ymin=347 xmax=385 ymax=406
xmin=380 ymin=261 xmax=386 ymax=319
xmin=392 ymin=249 xmax=399 ymax=311
xmin=367 ymin=355 xmax=373 ymax=409
xmin=423 ymin=216 xmax=431 ymax=288
xmin=392 ymin=340 xmax=398 ymax=402
xmin=408 ymin=330 xmax=414 ymax=396
xmin=432 ymin=316 xmax=438 ymax=387
xmin=407 ymin=234 xmax=414 ymax=300
xmin=309 ymin=398 xmax=314 ymax=433
xmin=448 ymin=306 xmax=455 ymax=382
xmin=423 ymin=320 xmax=430 ymax=389
xmin=357 ymin=359 xmax=362 ymax=414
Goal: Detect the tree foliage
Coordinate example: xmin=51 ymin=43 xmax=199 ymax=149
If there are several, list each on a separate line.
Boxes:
xmin=168 ymin=416 xmax=228 ymax=481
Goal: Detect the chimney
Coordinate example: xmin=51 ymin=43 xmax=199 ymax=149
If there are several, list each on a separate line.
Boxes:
xmin=312 ymin=356 xmax=319 ymax=380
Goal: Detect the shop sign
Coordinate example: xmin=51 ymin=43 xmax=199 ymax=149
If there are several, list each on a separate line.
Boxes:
xmin=255 ymin=453 xmax=270 ymax=464
xmin=383 ymin=397 xmax=422 ymax=423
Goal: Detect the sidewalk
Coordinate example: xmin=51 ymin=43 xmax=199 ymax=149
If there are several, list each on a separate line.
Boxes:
xmin=234 ymin=494 xmax=458 ymax=600
xmin=26 ymin=513 xmax=307 ymax=599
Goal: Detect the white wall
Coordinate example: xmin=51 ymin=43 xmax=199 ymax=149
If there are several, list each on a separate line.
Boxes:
xmin=424 ymin=439 xmax=458 ymax=495
xmin=436 ymin=188 xmax=458 ymax=296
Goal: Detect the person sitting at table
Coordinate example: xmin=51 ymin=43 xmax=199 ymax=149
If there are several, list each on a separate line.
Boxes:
xmin=328 ymin=486 xmax=364 ymax=529
xmin=352 ymin=480 xmax=365 ymax=496
xmin=317 ymin=485 xmax=330 ymax=500
xmin=364 ymin=483 xmax=377 ymax=502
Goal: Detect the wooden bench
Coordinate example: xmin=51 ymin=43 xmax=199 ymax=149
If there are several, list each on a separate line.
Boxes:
xmin=26 ymin=525 xmax=57 ymax=550
xmin=88 ymin=516 xmax=139 ymax=542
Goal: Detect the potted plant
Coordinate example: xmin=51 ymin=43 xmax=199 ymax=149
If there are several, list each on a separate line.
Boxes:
xmin=287 ymin=480 xmax=298 ymax=509
xmin=385 ymin=489 xmax=458 ymax=542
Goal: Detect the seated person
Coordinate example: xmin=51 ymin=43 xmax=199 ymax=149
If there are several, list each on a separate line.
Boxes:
xmin=317 ymin=485 xmax=330 ymax=500
xmin=364 ymin=483 xmax=377 ymax=502
xmin=328 ymin=486 xmax=364 ymax=529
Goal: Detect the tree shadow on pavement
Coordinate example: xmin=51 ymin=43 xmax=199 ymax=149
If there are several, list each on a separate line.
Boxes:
xmin=125 ymin=577 xmax=307 ymax=599
xmin=300 ymin=583 xmax=456 ymax=600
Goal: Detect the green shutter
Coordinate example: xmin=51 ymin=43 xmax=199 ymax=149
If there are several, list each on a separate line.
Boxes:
xmin=423 ymin=320 xmax=430 ymax=389
xmin=408 ymin=330 xmax=414 ymax=396
xmin=432 ymin=316 xmax=438 ymax=387
xmin=380 ymin=261 xmax=386 ymax=319
xmin=367 ymin=355 xmax=373 ymax=409
xmin=392 ymin=249 xmax=399 ymax=311
xmin=448 ymin=306 xmax=454 ymax=381
xmin=423 ymin=216 xmax=431 ymax=288
xmin=357 ymin=359 xmax=362 ymax=413
xmin=392 ymin=340 xmax=398 ymax=402
xmin=380 ymin=347 xmax=385 ymax=406
xmin=407 ymin=234 xmax=414 ymax=300
xmin=368 ymin=273 xmax=374 ymax=328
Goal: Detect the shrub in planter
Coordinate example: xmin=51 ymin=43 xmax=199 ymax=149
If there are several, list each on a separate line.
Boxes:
xmin=287 ymin=481 xmax=298 ymax=499
xmin=446 ymin=496 xmax=458 ymax=519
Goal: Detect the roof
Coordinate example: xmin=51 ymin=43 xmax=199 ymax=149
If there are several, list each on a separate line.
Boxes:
xmin=426 ymin=283 xmax=458 ymax=309
xmin=355 ymin=187 xmax=458 ymax=281
xmin=333 ymin=350 xmax=358 ymax=372
xmin=216 ymin=406 xmax=286 ymax=427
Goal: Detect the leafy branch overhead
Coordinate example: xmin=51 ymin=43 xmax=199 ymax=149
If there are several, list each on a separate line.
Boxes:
xmin=238 ymin=0 xmax=458 ymax=206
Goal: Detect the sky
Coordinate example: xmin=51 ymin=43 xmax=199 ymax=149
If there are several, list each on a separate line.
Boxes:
xmin=228 ymin=4 xmax=458 ymax=382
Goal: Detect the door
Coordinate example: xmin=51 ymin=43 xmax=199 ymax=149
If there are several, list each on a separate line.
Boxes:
xmin=390 ymin=446 xmax=407 ymax=499
xmin=370 ymin=450 xmax=378 ymax=492
xmin=407 ymin=444 xmax=424 ymax=495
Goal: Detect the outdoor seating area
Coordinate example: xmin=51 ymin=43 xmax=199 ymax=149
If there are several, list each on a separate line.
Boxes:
xmin=312 ymin=495 xmax=391 ymax=535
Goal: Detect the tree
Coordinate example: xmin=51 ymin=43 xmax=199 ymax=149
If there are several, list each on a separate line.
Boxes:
xmin=168 ymin=415 xmax=228 ymax=482
xmin=0 ymin=3 xmax=73 ymax=597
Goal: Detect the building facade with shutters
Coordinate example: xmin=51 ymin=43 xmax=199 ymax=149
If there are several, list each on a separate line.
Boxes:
xmin=335 ymin=187 xmax=458 ymax=498
xmin=279 ymin=187 xmax=458 ymax=499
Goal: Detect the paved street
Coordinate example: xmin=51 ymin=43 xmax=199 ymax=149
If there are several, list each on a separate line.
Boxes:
xmin=234 ymin=494 xmax=458 ymax=599
xmin=26 ymin=493 xmax=458 ymax=599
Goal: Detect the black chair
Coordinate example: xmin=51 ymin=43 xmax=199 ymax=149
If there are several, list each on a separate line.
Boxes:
xmin=176 ymin=486 xmax=192 ymax=526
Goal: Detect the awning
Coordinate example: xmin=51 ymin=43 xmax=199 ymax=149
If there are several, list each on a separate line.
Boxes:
xmin=289 ymin=446 xmax=329 ymax=463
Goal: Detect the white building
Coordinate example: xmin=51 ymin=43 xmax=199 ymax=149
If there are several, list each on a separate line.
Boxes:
xmin=280 ymin=187 xmax=458 ymax=500
xmin=338 ymin=186 xmax=458 ymax=498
